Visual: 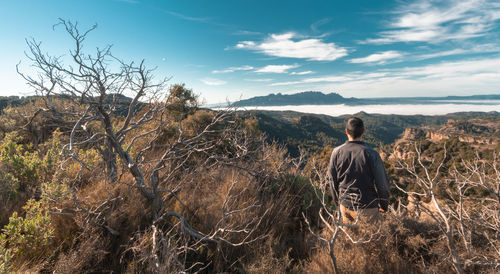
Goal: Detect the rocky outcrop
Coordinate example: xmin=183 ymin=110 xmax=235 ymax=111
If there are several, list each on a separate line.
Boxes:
xmin=401 ymin=128 xmax=426 ymax=142
xmin=388 ymin=118 xmax=499 ymax=161
xmin=427 ymin=131 xmax=496 ymax=145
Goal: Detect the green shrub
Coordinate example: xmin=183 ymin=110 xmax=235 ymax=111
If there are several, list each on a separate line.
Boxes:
xmin=0 ymin=130 xmax=62 ymax=196
xmin=0 ymin=132 xmax=41 ymax=189
xmin=0 ymin=172 xmax=19 ymax=202
xmin=0 ymin=199 xmax=54 ymax=266
xmin=0 ymin=245 xmax=12 ymax=274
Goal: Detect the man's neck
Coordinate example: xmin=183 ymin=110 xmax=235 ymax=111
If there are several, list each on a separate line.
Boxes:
xmin=348 ymin=137 xmax=363 ymax=142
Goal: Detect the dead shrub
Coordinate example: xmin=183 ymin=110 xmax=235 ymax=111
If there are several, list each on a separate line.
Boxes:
xmin=53 ymin=228 xmax=110 ymax=273
xmin=303 ymin=214 xmax=462 ymax=273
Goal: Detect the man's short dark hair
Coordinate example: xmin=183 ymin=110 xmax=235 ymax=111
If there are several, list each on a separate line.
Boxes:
xmin=346 ymin=117 xmax=364 ymax=139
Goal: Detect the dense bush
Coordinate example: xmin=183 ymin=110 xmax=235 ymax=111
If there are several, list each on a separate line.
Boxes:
xmin=0 ymin=199 xmax=54 ymax=268
xmin=1 ymin=102 xmax=498 ymax=273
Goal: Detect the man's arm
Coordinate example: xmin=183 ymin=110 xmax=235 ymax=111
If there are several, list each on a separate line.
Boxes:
xmin=368 ymin=150 xmax=391 ymax=211
xmin=327 ymin=149 xmax=339 ymax=204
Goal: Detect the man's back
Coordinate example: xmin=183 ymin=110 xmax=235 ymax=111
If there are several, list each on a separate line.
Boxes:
xmin=328 ymin=141 xmax=390 ymax=211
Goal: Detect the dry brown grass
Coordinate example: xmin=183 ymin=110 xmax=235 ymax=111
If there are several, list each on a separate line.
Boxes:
xmin=301 ymin=213 xmax=498 ymax=274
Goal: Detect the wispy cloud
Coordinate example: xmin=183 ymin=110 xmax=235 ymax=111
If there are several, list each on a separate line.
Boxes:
xmin=212 ymin=65 xmax=254 ymax=74
xmin=290 ymin=70 xmax=314 ymax=75
xmin=255 ymin=64 xmax=300 ymax=73
xmin=270 ymin=76 xmax=352 ymax=86
xmin=348 ymin=51 xmax=404 ymax=64
xmin=232 ymin=30 xmax=261 ymax=36
xmin=244 ymin=78 xmax=273 ymax=82
xmin=200 ymin=77 xmax=227 ymax=86
xmin=310 ymin=18 xmax=332 ymax=32
xmin=414 ymin=49 xmax=467 ymax=60
xmin=364 ymin=0 xmax=500 ymax=44
xmin=160 ymin=9 xmax=212 ymax=23
xmin=270 ymin=56 xmax=500 ymax=97
xmin=396 ymin=55 xmax=500 ymax=79
xmin=234 ymin=32 xmax=348 ymax=61
xmin=413 ymin=43 xmax=500 ymax=60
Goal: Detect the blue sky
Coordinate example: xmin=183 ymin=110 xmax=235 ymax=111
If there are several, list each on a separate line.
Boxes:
xmin=1 ymin=0 xmax=500 ymax=104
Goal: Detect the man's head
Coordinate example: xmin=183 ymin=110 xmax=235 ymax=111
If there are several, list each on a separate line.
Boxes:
xmin=345 ymin=117 xmax=365 ymax=140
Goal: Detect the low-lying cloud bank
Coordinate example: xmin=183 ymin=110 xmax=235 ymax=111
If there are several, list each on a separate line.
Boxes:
xmin=237 ymin=102 xmax=500 ymax=116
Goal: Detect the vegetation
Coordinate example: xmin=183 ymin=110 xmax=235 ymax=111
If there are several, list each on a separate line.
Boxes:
xmin=0 ymin=20 xmax=499 ymax=273
xmin=247 ymin=110 xmax=500 ymax=157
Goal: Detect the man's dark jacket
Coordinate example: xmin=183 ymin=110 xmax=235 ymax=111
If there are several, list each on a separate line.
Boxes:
xmin=327 ymin=141 xmax=390 ymax=210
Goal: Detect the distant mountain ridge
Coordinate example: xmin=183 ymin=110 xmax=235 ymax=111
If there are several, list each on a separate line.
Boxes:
xmin=232 ymin=91 xmax=500 ymax=107
xmin=232 ymin=91 xmax=354 ymax=106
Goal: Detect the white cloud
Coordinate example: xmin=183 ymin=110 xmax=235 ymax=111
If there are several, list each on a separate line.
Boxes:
xmin=396 ymin=56 xmax=500 ymax=79
xmin=235 ymin=41 xmax=256 ymax=48
xmin=348 ymin=51 xmax=403 ymax=64
xmin=200 ymin=77 xmax=227 ymax=86
xmin=413 ymin=43 xmax=500 ymax=60
xmin=290 ymin=71 xmax=314 ymax=75
xmin=233 ymin=30 xmax=261 ymax=36
xmin=212 ymin=65 xmax=254 ymax=74
xmin=310 ymin=18 xmax=332 ymax=33
xmin=364 ymin=0 xmax=500 ymax=44
xmin=268 ymin=56 xmax=500 ymax=97
xmin=255 ymin=64 xmax=299 ymax=73
xmin=244 ymin=78 xmax=273 ymax=82
xmin=363 ymin=72 xmax=389 ymax=78
xmin=235 ymin=32 xmax=348 ymax=61
xmin=414 ymin=49 xmax=467 ymax=60
xmin=160 ymin=9 xmax=212 ymax=23
xmin=270 ymin=76 xmax=352 ymax=86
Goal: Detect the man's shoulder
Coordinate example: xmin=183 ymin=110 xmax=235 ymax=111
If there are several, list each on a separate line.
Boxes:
xmin=333 ymin=142 xmax=348 ymax=150
xmin=332 ymin=142 xmax=349 ymax=155
xmin=334 ymin=141 xmax=371 ymax=151
xmin=334 ymin=142 xmax=380 ymax=158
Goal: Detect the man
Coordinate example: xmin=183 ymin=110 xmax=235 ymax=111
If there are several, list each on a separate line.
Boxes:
xmin=327 ymin=117 xmax=390 ymax=224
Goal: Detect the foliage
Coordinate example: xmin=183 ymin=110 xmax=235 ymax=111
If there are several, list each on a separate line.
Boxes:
xmin=251 ymin=110 xmax=500 ymax=156
xmin=0 ymin=130 xmax=60 ymax=191
xmin=0 ymin=199 xmax=54 ymax=267
xmin=166 ymin=84 xmax=198 ymax=120
xmin=1 ymin=101 xmax=498 ymax=273
xmin=0 ymin=132 xmax=40 ymax=188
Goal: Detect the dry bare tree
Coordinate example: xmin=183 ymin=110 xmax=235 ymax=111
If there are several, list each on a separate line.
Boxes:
xmin=395 ymin=143 xmax=500 ymax=273
xmin=17 ymin=19 xmax=276 ymax=271
xmin=394 ymin=143 xmax=465 ymax=273
xmin=447 ymin=152 xmax=500 ymax=269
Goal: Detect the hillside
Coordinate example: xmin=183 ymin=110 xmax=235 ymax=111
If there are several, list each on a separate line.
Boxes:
xmin=1 ymin=93 xmax=499 ymax=272
xmin=245 ymin=110 xmax=500 ymax=156
xmin=385 ymin=117 xmax=500 ymax=163
xmin=0 ymin=96 xmax=36 ymax=113
xmin=0 ymin=94 xmax=141 ymax=116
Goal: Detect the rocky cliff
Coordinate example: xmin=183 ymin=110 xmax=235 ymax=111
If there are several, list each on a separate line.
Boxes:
xmin=387 ymin=118 xmax=499 ymax=161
